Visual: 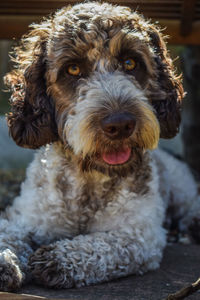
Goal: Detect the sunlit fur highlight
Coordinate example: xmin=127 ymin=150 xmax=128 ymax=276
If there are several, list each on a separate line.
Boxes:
xmin=136 ymin=104 xmax=160 ymax=150
xmin=5 ymin=2 xmax=184 ymax=150
xmin=2 ymin=2 xmax=198 ymax=292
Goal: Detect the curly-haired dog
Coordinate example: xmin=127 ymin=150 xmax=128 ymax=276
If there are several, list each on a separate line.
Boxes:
xmin=1 ymin=1 xmax=200 ymax=291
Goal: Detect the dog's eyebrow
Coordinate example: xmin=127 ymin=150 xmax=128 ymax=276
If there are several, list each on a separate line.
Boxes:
xmin=51 ymin=51 xmax=88 ymax=71
xmin=56 ymin=52 xmax=87 ymax=65
xmin=109 ymin=31 xmax=155 ymax=78
xmin=109 ymin=30 xmax=147 ymax=57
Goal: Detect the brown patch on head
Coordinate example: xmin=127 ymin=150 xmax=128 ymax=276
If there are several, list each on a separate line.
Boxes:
xmin=5 ymin=1 xmax=184 ymax=154
xmin=45 ymin=2 xmax=157 ymax=89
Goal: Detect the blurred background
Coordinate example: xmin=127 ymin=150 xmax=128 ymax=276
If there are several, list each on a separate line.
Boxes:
xmin=0 ymin=0 xmax=200 ymax=208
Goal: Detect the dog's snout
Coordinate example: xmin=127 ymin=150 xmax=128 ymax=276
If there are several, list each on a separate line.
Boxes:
xmin=101 ymin=112 xmax=136 ymax=140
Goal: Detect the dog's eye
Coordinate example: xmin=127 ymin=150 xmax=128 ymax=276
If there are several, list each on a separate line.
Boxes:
xmin=123 ymin=58 xmax=136 ymax=71
xmin=67 ymin=64 xmax=81 ymax=76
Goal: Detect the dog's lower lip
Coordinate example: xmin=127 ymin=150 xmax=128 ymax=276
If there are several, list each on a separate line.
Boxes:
xmin=102 ymin=147 xmax=131 ymax=165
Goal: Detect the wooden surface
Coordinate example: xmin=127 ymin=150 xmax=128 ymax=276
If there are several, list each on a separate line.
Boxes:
xmin=0 ymin=0 xmax=190 ymax=18
xmin=0 ymin=0 xmax=200 ymax=44
xmin=0 ymin=292 xmax=62 ymax=300
xmin=0 ymin=293 xmax=48 ymax=299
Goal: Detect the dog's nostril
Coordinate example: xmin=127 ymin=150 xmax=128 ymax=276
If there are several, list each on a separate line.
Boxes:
xmin=126 ymin=123 xmax=133 ymax=131
xmin=107 ymin=126 xmax=117 ymax=134
xmin=101 ymin=112 xmax=136 ymax=140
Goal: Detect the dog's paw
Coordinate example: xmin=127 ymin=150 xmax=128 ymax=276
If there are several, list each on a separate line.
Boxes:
xmin=0 ymin=249 xmax=23 ymax=291
xmin=188 ymin=217 xmax=200 ymax=243
xmin=28 ymin=245 xmax=74 ymax=289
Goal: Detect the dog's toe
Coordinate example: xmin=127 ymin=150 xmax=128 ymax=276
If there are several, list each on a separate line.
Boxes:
xmin=28 ymin=246 xmax=74 ymax=289
xmin=0 ymin=249 xmax=23 ymax=291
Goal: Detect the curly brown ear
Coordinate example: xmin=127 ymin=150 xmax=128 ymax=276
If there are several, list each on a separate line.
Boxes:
xmin=148 ymin=26 xmax=184 ymax=139
xmin=4 ymin=29 xmax=58 ymax=149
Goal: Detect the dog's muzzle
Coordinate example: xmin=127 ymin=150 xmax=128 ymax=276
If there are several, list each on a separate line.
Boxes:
xmin=99 ymin=112 xmax=135 ymax=165
xmin=100 ymin=112 xmax=135 ymax=165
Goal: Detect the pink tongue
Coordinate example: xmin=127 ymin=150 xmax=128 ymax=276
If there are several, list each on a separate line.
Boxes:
xmin=102 ymin=148 xmax=131 ymax=165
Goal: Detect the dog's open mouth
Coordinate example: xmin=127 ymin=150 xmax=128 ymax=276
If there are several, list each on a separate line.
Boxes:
xmin=102 ymin=147 xmax=131 ymax=165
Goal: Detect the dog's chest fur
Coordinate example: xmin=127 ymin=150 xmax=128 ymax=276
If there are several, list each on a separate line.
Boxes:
xmin=11 ymin=143 xmax=154 ymax=245
xmin=55 ymin=165 xmax=119 ymax=235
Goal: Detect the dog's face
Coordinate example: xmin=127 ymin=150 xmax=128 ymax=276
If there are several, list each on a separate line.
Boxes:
xmin=5 ymin=2 xmax=184 ymax=176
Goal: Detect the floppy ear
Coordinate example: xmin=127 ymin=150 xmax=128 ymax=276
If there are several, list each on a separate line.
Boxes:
xmin=4 ymin=27 xmax=58 ymax=149
xmin=148 ymin=26 xmax=184 ymax=139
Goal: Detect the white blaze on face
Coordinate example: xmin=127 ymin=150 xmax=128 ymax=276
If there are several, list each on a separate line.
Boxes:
xmin=64 ymin=104 xmax=97 ymax=158
xmin=64 ymin=71 xmax=160 ymax=158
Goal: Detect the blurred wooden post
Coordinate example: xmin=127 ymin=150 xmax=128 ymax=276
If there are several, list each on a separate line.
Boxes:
xmin=0 ymin=40 xmax=12 ymax=114
xmin=182 ymin=46 xmax=200 ymax=177
xmin=0 ymin=0 xmax=200 ymax=44
xmin=180 ymin=0 xmax=197 ymax=36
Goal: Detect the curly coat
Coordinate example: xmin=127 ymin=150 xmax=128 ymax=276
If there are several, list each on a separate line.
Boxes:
xmin=1 ymin=1 xmax=199 ymax=292
xmin=5 ymin=2 xmax=183 ymax=149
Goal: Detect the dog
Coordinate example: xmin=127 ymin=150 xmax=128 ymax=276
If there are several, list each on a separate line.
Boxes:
xmin=1 ymin=1 xmax=200 ymax=291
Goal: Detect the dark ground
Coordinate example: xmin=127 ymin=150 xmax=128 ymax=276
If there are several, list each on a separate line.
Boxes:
xmin=1 ymin=244 xmax=200 ymax=300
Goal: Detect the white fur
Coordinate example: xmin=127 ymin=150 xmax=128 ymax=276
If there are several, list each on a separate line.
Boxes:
xmin=1 ymin=1 xmax=199 ymax=290
xmin=0 ymin=144 xmax=199 ymax=289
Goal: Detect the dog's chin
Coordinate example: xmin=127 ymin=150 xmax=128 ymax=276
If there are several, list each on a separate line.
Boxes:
xmin=80 ymin=147 xmax=143 ymax=177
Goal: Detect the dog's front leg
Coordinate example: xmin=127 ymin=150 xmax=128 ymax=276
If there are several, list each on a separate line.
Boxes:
xmin=29 ymin=227 xmax=166 ymax=288
xmin=0 ymin=218 xmax=33 ymax=291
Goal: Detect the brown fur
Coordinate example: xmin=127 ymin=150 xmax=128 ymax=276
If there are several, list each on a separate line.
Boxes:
xmin=4 ymin=2 xmax=184 ymax=149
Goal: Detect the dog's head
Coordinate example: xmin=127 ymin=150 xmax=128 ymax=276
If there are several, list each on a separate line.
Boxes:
xmin=5 ymin=2 xmax=184 ymax=176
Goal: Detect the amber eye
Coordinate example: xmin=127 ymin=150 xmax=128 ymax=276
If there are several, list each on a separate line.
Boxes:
xmin=123 ymin=58 xmax=136 ymax=71
xmin=67 ymin=64 xmax=81 ymax=76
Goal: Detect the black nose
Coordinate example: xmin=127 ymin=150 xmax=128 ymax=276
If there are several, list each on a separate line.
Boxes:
xmin=101 ymin=112 xmax=136 ymax=140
